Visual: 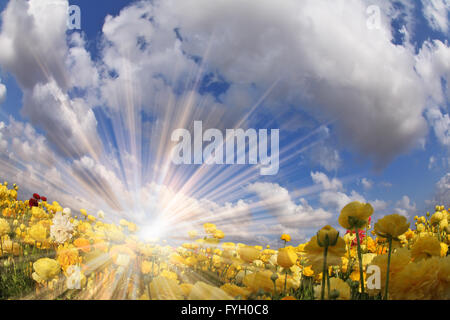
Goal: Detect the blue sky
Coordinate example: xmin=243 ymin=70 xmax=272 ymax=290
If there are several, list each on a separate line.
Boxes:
xmin=0 ymin=0 xmax=448 ymax=245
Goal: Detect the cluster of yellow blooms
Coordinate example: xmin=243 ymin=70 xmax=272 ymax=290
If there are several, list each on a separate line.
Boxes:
xmin=0 ymin=181 xmax=449 ymax=300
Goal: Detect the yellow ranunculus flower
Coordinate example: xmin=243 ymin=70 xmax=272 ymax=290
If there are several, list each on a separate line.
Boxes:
xmin=374 ymin=214 xmax=410 ymax=238
xmin=238 ymin=245 xmax=260 ymax=263
xmin=32 ymin=258 xmax=61 ymax=282
xmin=28 ymin=223 xmax=48 ymax=242
xmin=277 ymin=247 xmax=297 ymax=268
xmin=304 ymin=235 xmax=346 ymax=273
xmin=315 ymin=277 xmax=351 ymax=300
xmin=0 ymin=218 xmax=10 ymax=236
xmin=203 ymin=223 xmax=217 ymax=234
xmin=440 ymin=242 xmax=448 ymax=257
xmin=411 ymin=236 xmax=441 ymax=261
xmin=339 ymin=201 xmax=373 ymax=230
xmin=281 ymin=234 xmax=291 ymax=242
xmin=213 ymin=229 xmax=225 ymax=239
xmin=317 ymin=225 xmax=339 ymax=247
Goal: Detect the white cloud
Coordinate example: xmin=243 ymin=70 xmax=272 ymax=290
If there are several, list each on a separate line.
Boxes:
xmin=0 ymin=81 xmax=6 ymax=104
xmin=394 ymin=195 xmax=417 ymax=218
xmin=0 ymin=0 xmax=102 ymax=158
xmin=158 ymin=0 xmax=432 ymax=167
xmin=421 ymin=0 xmax=450 ymax=33
xmin=310 ymin=171 xmax=343 ymax=191
xmin=361 ymin=178 xmax=373 ymax=190
xmin=247 ymin=182 xmax=332 ymax=228
xmin=433 ymin=173 xmax=450 ymax=204
xmin=309 ymin=144 xmax=341 ymax=172
xmin=372 ymin=199 xmax=388 ymax=211
xmin=426 ymin=108 xmax=450 ymax=146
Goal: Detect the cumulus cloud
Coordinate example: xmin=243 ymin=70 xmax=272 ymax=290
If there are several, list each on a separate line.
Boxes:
xmin=247 ymin=182 xmax=332 ymax=229
xmin=394 ymin=195 xmax=417 ymax=218
xmin=433 ymin=173 xmax=450 ymax=204
xmin=0 ymin=0 xmax=102 ymax=158
xmin=153 ymin=0 xmax=435 ymax=167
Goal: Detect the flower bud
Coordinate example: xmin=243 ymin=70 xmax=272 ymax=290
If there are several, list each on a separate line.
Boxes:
xmin=317 ymin=225 xmax=339 ymax=247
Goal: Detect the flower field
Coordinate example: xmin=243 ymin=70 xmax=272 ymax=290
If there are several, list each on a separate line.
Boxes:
xmin=0 ymin=182 xmax=449 ymax=300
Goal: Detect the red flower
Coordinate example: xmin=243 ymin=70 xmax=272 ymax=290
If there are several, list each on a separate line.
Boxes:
xmin=33 ymin=193 xmax=40 ymax=200
xmin=40 ymin=196 xmax=47 ymax=202
xmin=29 ymin=198 xmax=38 ymax=207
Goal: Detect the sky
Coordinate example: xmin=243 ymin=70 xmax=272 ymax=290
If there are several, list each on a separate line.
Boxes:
xmin=0 ymin=0 xmax=449 ymax=247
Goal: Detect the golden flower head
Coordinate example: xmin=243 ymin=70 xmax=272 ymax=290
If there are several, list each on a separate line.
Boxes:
xmin=374 ymin=214 xmax=410 ymax=239
xmin=280 ymin=234 xmax=291 ymax=242
xmin=316 ymin=225 xmax=339 ymax=247
xmin=277 ymin=247 xmax=297 ymax=268
xmin=339 ymin=201 xmax=373 ymax=230
xmin=0 ymin=218 xmax=10 ymax=236
xmin=32 ymin=258 xmax=61 ymax=282
xmin=238 ymin=245 xmax=260 ymax=264
xmin=411 ymin=236 xmax=441 ymax=261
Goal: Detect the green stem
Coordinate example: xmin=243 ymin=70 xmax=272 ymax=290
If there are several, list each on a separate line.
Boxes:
xmin=320 ymin=246 xmax=328 ymax=300
xmin=384 ymin=237 xmax=393 ymax=300
xmin=327 ymin=267 xmax=331 ymax=298
xmin=355 ymin=228 xmax=365 ymax=296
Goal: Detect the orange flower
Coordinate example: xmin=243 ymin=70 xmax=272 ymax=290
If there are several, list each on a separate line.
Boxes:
xmin=73 ymin=237 xmax=91 ymax=253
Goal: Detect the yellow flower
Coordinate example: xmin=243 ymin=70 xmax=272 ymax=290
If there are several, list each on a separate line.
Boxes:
xmin=57 ymin=244 xmax=80 ymax=272
xmin=29 ymin=223 xmax=48 ymax=242
xmin=179 ymin=283 xmax=193 ymax=298
xmin=317 ymin=225 xmax=339 ymax=247
xmin=141 ymin=260 xmax=152 ymax=274
xmin=374 ymin=214 xmax=410 ymax=238
xmin=315 ymin=277 xmax=351 ymax=300
xmin=149 ymin=276 xmax=184 ymax=300
xmin=80 ymin=209 xmax=88 ymax=217
xmin=1 ymin=239 xmax=21 ymax=255
xmin=339 ymin=201 xmax=373 ymax=230
xmin=411 ymin=236 xmax=441 ymax=261
xmin=369 ymin=248 xmax=411 ymax=293
xmin=188 ymin=281 xmax=232 ymax=300
xmin=417 ymin=223 xmax=425 ymax=232
xmin=304 ymin=235 xmax=346 ymax=273
xmin=220 ymin=283 xmax=251 ymax=299
xmin=390 ymin=256 xmax=450 ymax=300
xmin=0 ymin=218 xmax=10 ymax=236
xmin=73 ymin=237 xmax=91 ymax=253
xmin=430 ymin=212 xmax=443 ymax=225
xmin=32 ymin=258 xmax=61 ymax=282
xmin=441 ymin=243 xmax=448 ymax=257
xmin=238 ymin=245 xmax=260 ymax=263
xmin=31 ymin=206 xmax=47 ymax=220
xmin=280 ymin=234 xmax=291 ymax=242
xmin=203 ymin=223 xmax=217 ymax=234
xmin=213 ymin=229 xmax=225 ymax=239
xmin=277 ymin=247 xmax=297 ymax=268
